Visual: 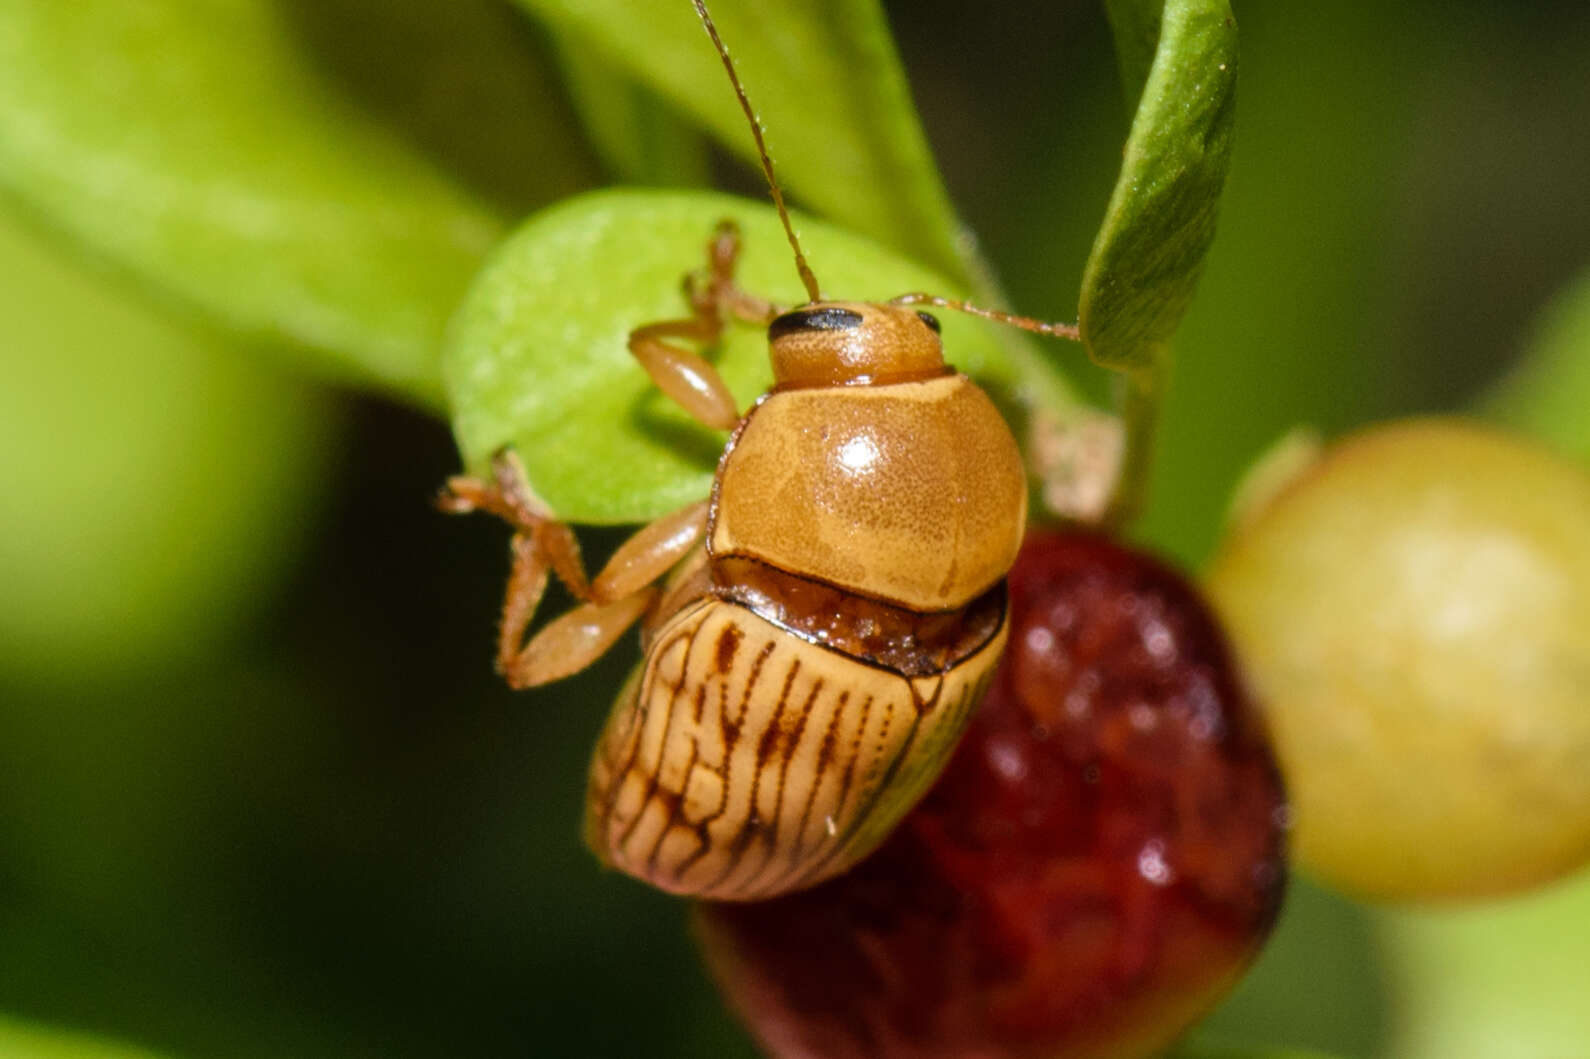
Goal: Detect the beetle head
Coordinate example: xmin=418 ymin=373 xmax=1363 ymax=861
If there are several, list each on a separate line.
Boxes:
xmin=768 ymin=302 xmax=947 ymax=388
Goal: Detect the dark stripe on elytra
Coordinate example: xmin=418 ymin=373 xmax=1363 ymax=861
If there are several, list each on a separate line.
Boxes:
xmin=615 ymin=617 xmax=704 ymax=850
xmin=826 ymin=692 xmax=872 ymax=847
xmin=645 ymin=738 xmax=698 ymax=876
xmin=598 ymin=629 xmax=683 ymax=831
xmin=595 ymin=642 xmax=673 ymax=836
xmin=724 ymin=635 xmax=777 ymax=759
xmin=800 ymin=667 xmax=991 ymax=890
xmin=669 ymin=632 xmax=777 ymax=883
xmin=789 ymin=690 xmax=895 ymax=889
xmin=691 ymin=671 xmax=709 ymax=725
xmin=793 ymin=691 xmax=922 ymax=890
xmin=739 ymin=676 xmax=825 ymax=894
xmin=757 ymin=686 xmax=849 ymax=896
xmin=703 ymin=654 xmax=802 ymax=895
xmin=714 ymin=623 xmax=742 ymax=674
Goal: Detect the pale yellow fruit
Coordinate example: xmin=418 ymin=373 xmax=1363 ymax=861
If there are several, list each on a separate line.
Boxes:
xmin=1206 ymin=419 xmax=1590 ymax=901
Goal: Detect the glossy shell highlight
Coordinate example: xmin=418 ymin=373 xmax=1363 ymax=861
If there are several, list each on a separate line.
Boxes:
xmin=710 ymin=374 xmax=1027 ymax=612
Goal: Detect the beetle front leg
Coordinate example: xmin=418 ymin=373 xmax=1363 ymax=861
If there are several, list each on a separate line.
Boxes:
xmin=440 ymin=450 xmax=590 ymax=598
xmin=628 ymin=220 xmax=780 ymax=432
xmin=496 ymin=500 xmax=709 ymax=688
xmin=440 ymin=451 xmax=711 ymax=688
xmin=499 ymin=588 xmax=658 ymax=688
xmin=629 ymin=318 xmax=742 ymax=431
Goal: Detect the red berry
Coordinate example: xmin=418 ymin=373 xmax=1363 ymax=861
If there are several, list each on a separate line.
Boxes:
xmin=696 ymin=533 xmax=1288 ymax=1059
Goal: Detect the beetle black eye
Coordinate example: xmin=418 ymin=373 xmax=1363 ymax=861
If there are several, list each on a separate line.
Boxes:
xmin=768 ymin=306 xmax=864 ymax=341
xmin=916 ymin=311 xmax=941 ymax=334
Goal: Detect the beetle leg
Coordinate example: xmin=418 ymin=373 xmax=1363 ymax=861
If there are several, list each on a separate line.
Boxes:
xmin=590 ymin=499 xmax=710 ymax=603
xmin=694 ymin=219 xmax=780 ymax=327
xmin=500 ymin=588 xmax=661 ymax=688
xmin=629 ymin=319 xmax=742 ymax=431
xmin=495 ymin=531 xmax=551 ymax=678
xmin=497 ymin=497 xmax=707 ymax=687
xmin=441 ymin=450 xmax=591 ymax=599
xmin=627 ymin=220 xmax=782 ymax=432
xmin=443 ymin=454 xmax=712 ymax=686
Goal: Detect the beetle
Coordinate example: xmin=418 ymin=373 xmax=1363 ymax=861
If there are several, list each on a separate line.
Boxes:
xmin=441 ymin=0 xmax=1081 ymax=901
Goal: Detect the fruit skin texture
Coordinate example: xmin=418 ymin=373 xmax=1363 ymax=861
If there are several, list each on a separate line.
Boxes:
xmin=696 ymin=533 xmax=1287 ymax=1059
xmin=1206 ymin=418 xmax=1590 ymax=901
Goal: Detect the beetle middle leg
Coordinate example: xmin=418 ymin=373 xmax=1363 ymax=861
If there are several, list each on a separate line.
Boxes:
xmin=440 ymin=450 xmax=709 ymax=688
xmin=628 ymin=220 xmax=780 ymax=431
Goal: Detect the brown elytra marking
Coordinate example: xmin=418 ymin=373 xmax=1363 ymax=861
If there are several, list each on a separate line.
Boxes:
xmin=828 ymin=693 xmax=872 ymax=834
xmin=644 ymin=740 xmax=698 ymax=875
xmin=715 ymin=623 xmax=743 ymax=674
xmin=704 ymin=655 xmax=802 ymax=893
xmin=741 ymin=677 xmax=826 ymax=892
xmin=755 ymin=659 xmax=803 ymax=768
xmin=615 ymin=617 xmax=705 ymax=850
xmin=692 ymin=679 xmax=709 ymax=724
xmin=768 ymin=688 xmax=850 ymax=893
xmin=814 ymin=691 xmax=846 ymax=776
xmin=792 ymin=700 xmax=922 ymax=890
xmin=724 ymin=640 xmax=779 ymax=757
xmin=910 ymin=673 xmax=946 ymax=715
xmin=668 ymin=634 xmax=779 ymax=884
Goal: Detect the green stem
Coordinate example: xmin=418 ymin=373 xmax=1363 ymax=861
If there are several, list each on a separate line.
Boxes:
xmin=1107 ymin=359 xmax=1164 ymax=526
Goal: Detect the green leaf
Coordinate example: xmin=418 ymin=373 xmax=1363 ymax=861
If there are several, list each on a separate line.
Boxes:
xmin=1102 ymin=0 xmax=1163 ymax=107
xmin=0 ymin=200 xmax=333 ymax=684
xmin=0 ymin=0 xmax=592 ymax=407
xmin=550 ymin=32 xmax=711 ymax=188
xmin=1486 ymin=267 xmax=1590 ymax=462
xmin=513 ymin=0 xmax=968 ymax=283
xmin=0 ymin=1015 xmax=173 ymax=1059
xmin=444 ymin=188 xmax=1067 ymax=525
xmin=1081 ymin=0 xmax=1238 ymax=372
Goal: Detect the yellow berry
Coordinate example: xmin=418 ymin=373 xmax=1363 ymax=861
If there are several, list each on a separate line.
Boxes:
xmin=1206 ymin=419 xmax=1590 ymax=900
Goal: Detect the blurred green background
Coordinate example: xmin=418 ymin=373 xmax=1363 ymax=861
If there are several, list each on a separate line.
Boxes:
xmin=1 ymin=0 xmax=1587 ymax=1056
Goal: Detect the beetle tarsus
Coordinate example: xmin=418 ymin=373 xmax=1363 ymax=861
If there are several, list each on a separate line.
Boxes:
xmin=442 ymin=453 xmax=710 ymax=688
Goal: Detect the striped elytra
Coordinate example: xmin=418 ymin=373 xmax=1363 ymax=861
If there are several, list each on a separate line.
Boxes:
xmin=585 ymin=571 xmax=1009 ymax=901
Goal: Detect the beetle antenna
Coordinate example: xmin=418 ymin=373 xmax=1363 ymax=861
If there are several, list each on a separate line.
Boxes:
xmin=890 ymin=293 xmax=1082 ymax=341
xmin=692 ymin=0 xmax=822 ymax=304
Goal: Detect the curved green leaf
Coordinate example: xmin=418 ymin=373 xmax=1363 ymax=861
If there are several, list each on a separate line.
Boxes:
xmin=551 ymin=32 xmax=711 ymax=188
xmin=0 ymin=0 xmax=591 ymax=407
xmin=515 ymin=0 xmax=967 ymax=282
xmin=1486 ymin=267 xmax=1590 ymax=462
xmin=0 ymin=1015 xmax=172 ymax=1059
xmin=1081 ymin=0 xmax=1238 ymax=371
xmin=0 ymin=202 xmax=333 ymax=683
xmin=444 ymin=188 xmax=1072 ymax=525
xmin=1103 ymin=0 xmax=1163 ymax=106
